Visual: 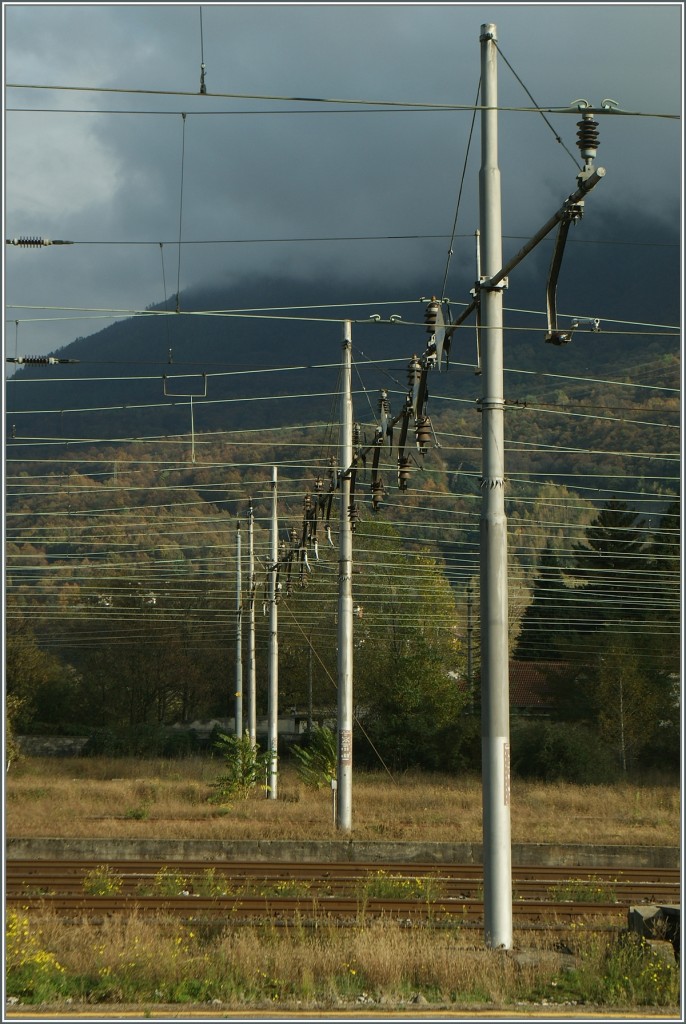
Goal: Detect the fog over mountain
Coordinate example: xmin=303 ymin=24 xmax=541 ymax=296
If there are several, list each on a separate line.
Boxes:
xmin=6 ymin=197 xmax=679 ymax=449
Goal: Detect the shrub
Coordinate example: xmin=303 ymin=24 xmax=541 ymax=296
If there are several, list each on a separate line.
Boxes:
xmin=6 ymin=911 xmax=66 ymax=1001
xmin=162 ymin=729 xmax=202 ymax=758
xmin=124 ymin=805 xmax=149 ymax=820
xmin=511 ymin=719 xmax=618 ymax=784
xmin=5 ymin=695 xmax=26 ymax=770
xmin=354 ymin=707 xmax=477 ymax=774
xmin=635 ymin=720 xmax=680 ymax=774
xmin=208 ymin=733 xmax=272 ymax=802
xmin=291 ymin=726 xmax=337 ymax=788
xmin=432 ymin=716 xmax=482 ymax=773
xmin=80 ymin=729 xmax=126 ymax=757
xmin=564 ymin=931 xmax=681 ymax=1006
xmin=81 ymin=725 xmax=202 ymax=758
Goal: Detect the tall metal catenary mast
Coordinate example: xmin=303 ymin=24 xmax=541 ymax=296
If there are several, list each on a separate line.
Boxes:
xmin=268 ymin=466 xmax=279 ymax=798
xmin=479 ymin=22 xmax=513 ymax=950
xmin=337 ymin=322 xmax=354 ymax=831
xmin=247 ymin=500 xmax=257 ymax=745
xmin=235 ymin=519 xmax=243 ymax=738
xmin=438 ymin=22 xmax=605 ymax=952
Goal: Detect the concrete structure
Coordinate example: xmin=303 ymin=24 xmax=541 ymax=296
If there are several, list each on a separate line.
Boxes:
xmin=628 ymin=903 xmax=680 ymax=963
xmin=6 ymin=837 xmax=679 ymax=869
xmin=16 ymin=736 xmax=90 ymax=757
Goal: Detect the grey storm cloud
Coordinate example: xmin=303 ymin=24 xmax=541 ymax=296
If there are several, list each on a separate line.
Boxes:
xmin=3 ymin=3 xmax=682 ymax=358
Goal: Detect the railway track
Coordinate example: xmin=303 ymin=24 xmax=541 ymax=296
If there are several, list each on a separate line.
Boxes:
xmin=4 ymin=892 xmax=629 ymax=923
xmin=6 ymin=860 xmax=678 ymax=924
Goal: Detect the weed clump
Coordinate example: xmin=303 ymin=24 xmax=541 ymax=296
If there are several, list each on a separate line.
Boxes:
xmin=208 ymin=733 xmax=272 ymax=803
xmin=547 ymin=876 xmax=617 ymax=903
xmin=357 ymin=869 xmax=444 ymax=902
xmin=82 ymin=865 xmax=123 ymax=896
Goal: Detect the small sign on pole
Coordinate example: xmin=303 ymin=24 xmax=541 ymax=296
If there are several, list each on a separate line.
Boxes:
xmin=331 ymin=778 xmax=338 ymax=826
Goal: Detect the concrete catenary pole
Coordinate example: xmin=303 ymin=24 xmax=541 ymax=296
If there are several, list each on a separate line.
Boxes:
xmin=247 ymin=500 xmax=257 ymax=746
xmin=336 ymin=321 xmax=354 ymax=831
xmin=235 ymin=519 xmax=243 ymax=738
xmin=479 ymin=22 xmax=513 ymax=949
xmin=268 ymin=466 xmax=279 ymax=798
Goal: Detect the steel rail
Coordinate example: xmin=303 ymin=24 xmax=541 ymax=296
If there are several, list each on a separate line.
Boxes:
xmin=7 ymin=859 xmax=676 ymax=924
xmin=7 ymin=860 xmax=679 ymax=900
xmin=7 ymin=875 xmax=678 ymax=903
xmin=6 ymin=892 xmax=628 ymax=924
xmin=7 ymin=859 xmax=680 ymax=882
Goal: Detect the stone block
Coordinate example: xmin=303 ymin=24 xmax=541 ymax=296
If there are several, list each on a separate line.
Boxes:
xmin=628 ymin=904 xmax=680 ymax=963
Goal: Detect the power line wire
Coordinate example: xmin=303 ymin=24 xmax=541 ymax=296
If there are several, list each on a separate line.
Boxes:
xmin=6 ymin=83 xmax=680 ymax=118
xmin=5 ymin=231 xmax=678 ymax=247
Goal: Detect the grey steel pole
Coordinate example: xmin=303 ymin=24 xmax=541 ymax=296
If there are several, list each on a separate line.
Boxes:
xmin=336 ymin=321 xmax=354 ymax=831
xmin=268 ymin=466 xmax=279 ymax=798
xmin=479 ymin=22 xmax=513 ymax=950
xmin=247 ymin=500 xmax=257 ymax=746
xmin=235 ymin=519 xmax=243 ymax=738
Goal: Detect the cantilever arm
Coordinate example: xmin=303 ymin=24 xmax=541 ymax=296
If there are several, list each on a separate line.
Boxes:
xmin=545 ymin=213 xmax=576 ymax=345
xmin=443 ymin=167 xmax=606 ymax=346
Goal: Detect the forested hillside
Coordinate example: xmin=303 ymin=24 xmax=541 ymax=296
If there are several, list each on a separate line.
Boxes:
xmin=5 ymin=272 xmax=680 ymax=775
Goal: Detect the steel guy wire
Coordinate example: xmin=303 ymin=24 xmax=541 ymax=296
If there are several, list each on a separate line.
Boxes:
xmin=493 ymin=40 xmax=581 ymax=170
xmin=440 ymin=76 xmax=480 ymax=300
xmin=175 ymin=113 xmax=187 ymax=311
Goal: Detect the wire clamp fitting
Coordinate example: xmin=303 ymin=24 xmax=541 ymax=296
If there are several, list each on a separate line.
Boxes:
xmin=571 ymin=317 xmax=600 ymax=332
xmin=480 ymin=275 xmax=508 ymax=291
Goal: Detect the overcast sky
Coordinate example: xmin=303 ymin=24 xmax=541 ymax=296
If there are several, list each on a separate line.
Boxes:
xmin=3 ymin=2 xmax=682 ymax=361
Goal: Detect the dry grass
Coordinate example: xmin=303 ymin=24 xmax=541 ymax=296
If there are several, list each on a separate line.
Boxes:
xmin=7 ymin=907 xmax=680 ymax=1010
xmin=7 ymin=757 xmax=680 ymax=1012
xmin=5 ymin=756 xmax=680 ymax=846
xmin=32 ymin=909 xmax=525 ymax=996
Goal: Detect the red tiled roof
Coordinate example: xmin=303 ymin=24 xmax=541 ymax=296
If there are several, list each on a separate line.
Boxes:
xmin=508 ymin=660 xmax=569 ymax=708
